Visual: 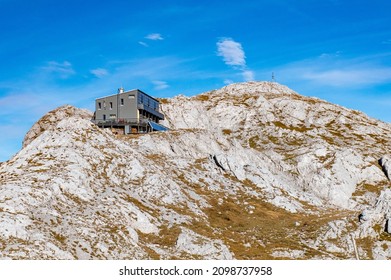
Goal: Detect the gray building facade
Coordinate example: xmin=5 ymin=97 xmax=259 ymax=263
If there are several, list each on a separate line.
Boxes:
xmin=93 ymin=88 xmax=166 ymax=133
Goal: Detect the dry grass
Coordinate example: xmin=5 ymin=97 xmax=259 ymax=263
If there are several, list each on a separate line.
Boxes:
xmin=273 ymin=121 xmax=313 ymax=133
xmin=140 ymin=167 xmax=355 ymax=259
xmin=157 ymin=98 xmax=170 ymax=104
xmin=194 ymin=94 xmax=210 ymax=101
xmin=352 ymin=182 xmax=384 ymax=197
xmin=142 ymin=225 xmax=182 ymax=248
xmin=248 ymin=135 xmax=259 ymax=149
xmin=52 ymin=231 xmax=67 ymax=245
xmin=200 ymin=193 xmax=351 ymax=259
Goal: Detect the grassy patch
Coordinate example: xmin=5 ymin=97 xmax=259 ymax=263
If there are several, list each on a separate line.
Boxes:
xmin=157 ymin=98 xmax=170 ymax=104
xmin=248 ymin=136 xmax=259 ymax=149
xmin=52 ymin=231 xmax=67 ymax=245
xmin=198 ymin=191 xmax=350 ymax=259
xmin=352 ymin=182 xmax=383 ymax=197
xmin=273 ymin=121 xmax=313 ymax=133
xmin=142 ymin=225 xmax=182 ymax=248
xmin=194 ymin=94 xmax=210 ymax=101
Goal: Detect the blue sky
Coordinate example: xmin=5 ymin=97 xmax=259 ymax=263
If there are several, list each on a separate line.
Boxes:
xmin=0 ymin=0 xmax=390 ymax=161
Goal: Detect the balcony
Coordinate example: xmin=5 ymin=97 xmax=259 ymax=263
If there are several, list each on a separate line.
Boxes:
xmin=137 ymin=104 xmax=164 ymax=120
xmin=92 ymin=118 xmax=149 ymax=127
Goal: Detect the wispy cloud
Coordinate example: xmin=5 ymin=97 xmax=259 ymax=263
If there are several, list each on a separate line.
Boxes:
xmin=152 ymin=80 xmax=169 ymax=90
xmin=277 ymin=56 xmax=391 ymax=88
xmin=41 ymin=61 xmax=75 ymax=79
xmin=0 ymin=84 xmax=78 ymax=161
xmin=217 ymin=38 xmax=246 ymax=67
xmin=302 ymin=68 xmax=391 ymax=87
xmin=319 ymin=51 xmax=342 ymax=58
xmin=145 ymin=33 xmax=164 ymax=40
xmin=242 ymin=70 xmax=255 ymax=82
xmin=0 ymin=54 xmax=235 ymax=161
xmin=90 ymin=68 xmax=109 ymax=78
xmin=216 ymin=38 xmax=254 ymax=82
xmin=139 ymin=41 xmax=149 ymax=47
xmin=262 ymin=55 xmax=391 ymax=123
xmin=0 ymin=56 xmax=187 ymax=138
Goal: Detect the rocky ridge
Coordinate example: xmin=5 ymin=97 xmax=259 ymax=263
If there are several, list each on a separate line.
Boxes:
xmin=0 ymin=81 xmax=390 ymax=259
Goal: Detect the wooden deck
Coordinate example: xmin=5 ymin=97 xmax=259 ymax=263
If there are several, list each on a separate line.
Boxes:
xmin=91 ymin=118 xmax=168 ymax=134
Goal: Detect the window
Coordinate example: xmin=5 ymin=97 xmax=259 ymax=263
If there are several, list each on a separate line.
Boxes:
xmin=109 ymin=102 xmax=113 ymax=110
xmin=120 ymin=98 xmax=124 ymax=106
xmin=129 ymin=94 xmax=135 ymax=99
xmin=103 ymin=114 xmax=106 ymax=120
xmin=98 ymin=102 xmax=102 ymax=110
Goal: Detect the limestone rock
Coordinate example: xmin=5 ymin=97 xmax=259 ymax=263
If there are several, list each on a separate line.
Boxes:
xmin=0 ymin=81 xmax=390 ymax=259
xmin=379 ymin=155 xmax=391 ymax=180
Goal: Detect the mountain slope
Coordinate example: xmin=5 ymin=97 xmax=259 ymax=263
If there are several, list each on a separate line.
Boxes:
xmin=0 ymin=82 xmax=390 ymax=259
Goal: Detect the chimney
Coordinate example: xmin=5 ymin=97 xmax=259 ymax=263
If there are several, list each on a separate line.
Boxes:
xmin=118 ymin=87 xmax=124 ymax=94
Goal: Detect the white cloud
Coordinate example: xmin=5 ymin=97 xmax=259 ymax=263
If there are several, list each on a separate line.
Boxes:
xmin=278 ymin=57 xmax=391 ymax=88
xmin=139 ymin=41 xmax=149 ymax=47
xmin=270 ymin=52 xmax=391 ymax=89
xmin=217 ymin=38 xmax=255 ymax=82
xmin=90 ymin=68 xmax=109 ymax=78
xmin=152 ymin=80 xmax=169 ymax=90
xmin=224 ymin=79 xmax=234 ymax=85
xmin=319 ymin=51 xmax=342 ymax=58
xmin=0 ymin=55 xmax=207 ymax=161
xmin=302 ymin=68 xmax=391 ymax=87
xmin=41 ymin=61 xmax=75 ymax=79
xmin=217 ymin=38 xmax=246 ymax=67
xmin=242 ymin=70 xmax=255 ymax=81
xmin=145 ymin=33 xmax=164 ymax=40
xmin=265 ymin=55 xmax=391 ymax=123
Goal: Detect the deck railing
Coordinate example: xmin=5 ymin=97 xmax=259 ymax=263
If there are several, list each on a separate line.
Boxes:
xmin=91 ymin=118 xmax=150 ymax=126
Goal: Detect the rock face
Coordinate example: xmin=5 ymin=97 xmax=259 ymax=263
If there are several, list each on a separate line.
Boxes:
xmin=0 ymin=82 xmax=390 ymax=259
xmin=379 ymin=156 xmax=391 ymax=180
xmin=22 ymin=105 xmax=92 ymax=148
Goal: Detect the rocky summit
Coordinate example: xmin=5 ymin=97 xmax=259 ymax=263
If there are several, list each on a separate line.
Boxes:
xmin=0 ymin=81 xmax=390 ymax=259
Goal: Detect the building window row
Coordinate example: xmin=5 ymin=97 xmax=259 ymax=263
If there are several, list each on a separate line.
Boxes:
xmin=98 ymin=101 xmax=107 ymax=110
xmin=137 ymin=93 xmax=159 ymax=111
xmin=98 ymin=99 xmax=126 ymax=109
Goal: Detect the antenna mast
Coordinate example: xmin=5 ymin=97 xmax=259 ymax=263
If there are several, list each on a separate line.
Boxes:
xmin=272 ymin=72 xmax=275 ymax=82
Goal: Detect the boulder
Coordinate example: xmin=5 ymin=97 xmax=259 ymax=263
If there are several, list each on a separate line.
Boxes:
xmin=379 ymin=156 xmax=391 ymax=180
